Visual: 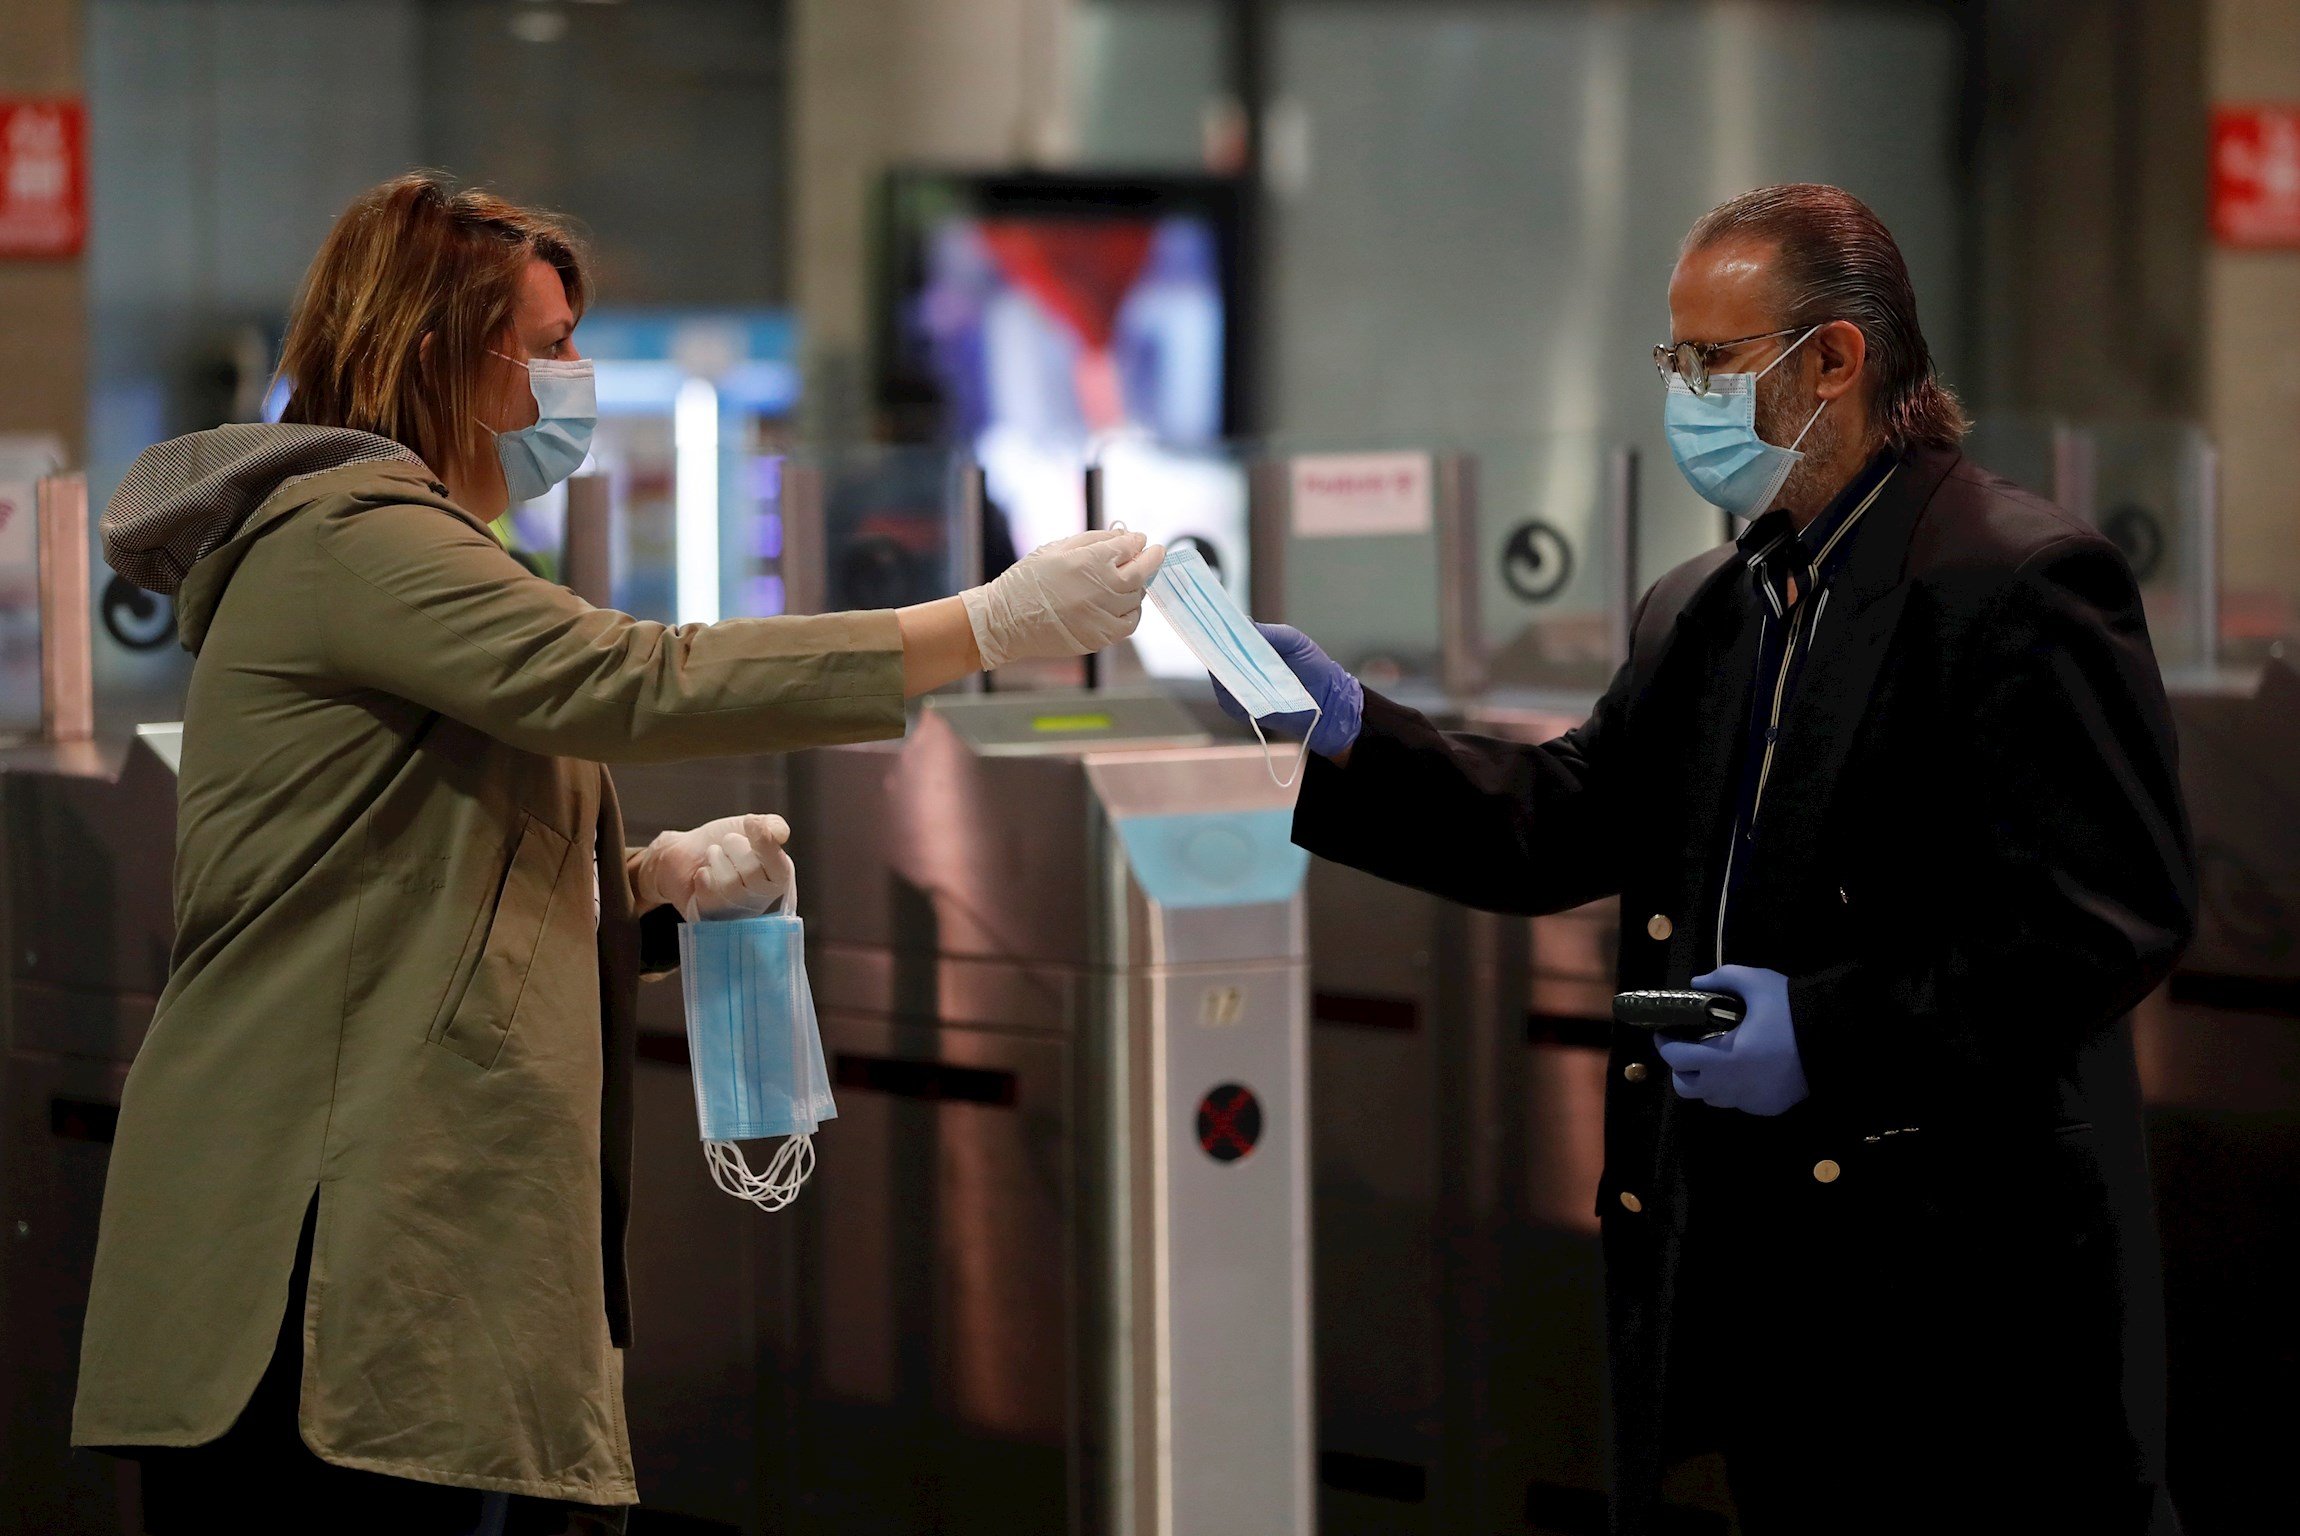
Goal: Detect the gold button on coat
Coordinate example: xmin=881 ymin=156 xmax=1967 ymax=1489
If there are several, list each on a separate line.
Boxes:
xmin=1646 ymin=913 xmax=1673 ymax=941
xmin=1618 ymin=1191 xmax=1643 ymax=1213
xmin=1813 ymin=1159 xmax=1841 ymax=1184
xmin=1623 ymin=1062 xmax=1649 ymax=1083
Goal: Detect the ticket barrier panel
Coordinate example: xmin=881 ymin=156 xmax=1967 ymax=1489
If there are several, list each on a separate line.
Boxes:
xmin=1232 ymin=430 xmax=1629 ymax=1527
xmin=1304 ymin=691 xmax=1634 ymax=1534
xmin=777 ymin=690 xmax=1315 ymax=1535
xmin=1305 ymin=852 xmax=1541 ymax=1533
xmin=0 ymin=728 xmax=797 ymax=1536
xmin=0 ymin=730 xmax=799 ymax=1536
xmin=0 ymin=728 xmax=180 ymax=1536
xmin=611 ymin=752 xmax=796 ymax=1533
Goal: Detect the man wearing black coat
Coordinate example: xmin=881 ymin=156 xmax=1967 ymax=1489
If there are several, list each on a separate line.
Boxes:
xmin=1233 ymin=186 xmax=2195 ymax=1533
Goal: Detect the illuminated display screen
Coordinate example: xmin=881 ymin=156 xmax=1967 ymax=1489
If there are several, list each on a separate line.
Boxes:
xmin=1031 ymin=712 xmax=1115 ymax=733
xmin=877 ymin=173 xmax=1251 ymax=680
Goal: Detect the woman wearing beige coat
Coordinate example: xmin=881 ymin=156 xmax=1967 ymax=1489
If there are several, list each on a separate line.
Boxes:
xmin=71 ymin=174 xmax=1161 ymax=1534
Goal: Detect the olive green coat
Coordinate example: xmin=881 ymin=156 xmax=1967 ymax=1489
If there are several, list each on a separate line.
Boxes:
xmin=73 ymin=452 xmax=905 ymax=1503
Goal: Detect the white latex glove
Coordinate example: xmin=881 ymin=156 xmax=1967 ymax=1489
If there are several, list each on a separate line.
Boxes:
xmin=632 ymin=813 xmax=795 ymax=921
xmin=961 ymin=528 xmax=1166 ymax=669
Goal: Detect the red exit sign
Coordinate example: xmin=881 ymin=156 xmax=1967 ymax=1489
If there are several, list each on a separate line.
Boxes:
xmin=2212 ymin=105 xmax=2300 ymax=249
xmin=0 ymin=99 xmax=85 ymax=259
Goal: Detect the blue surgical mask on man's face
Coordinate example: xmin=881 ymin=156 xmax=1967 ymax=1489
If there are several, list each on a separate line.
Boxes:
xmin=1147 ymin=545 xmax=1321 ymax=787
xmin=1663 ymin=325 xmax=1826 ymax=521
xmin=483 ymin=351 xmax=595 ymax=503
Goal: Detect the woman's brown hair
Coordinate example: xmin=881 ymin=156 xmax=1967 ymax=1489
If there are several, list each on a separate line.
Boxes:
xmin=276 ymin=172 xmax=588 ymax=479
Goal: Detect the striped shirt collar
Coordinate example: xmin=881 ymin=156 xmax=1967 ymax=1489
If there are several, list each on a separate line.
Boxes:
xmin=1735 ymin=447 xmax=1901 ymax=619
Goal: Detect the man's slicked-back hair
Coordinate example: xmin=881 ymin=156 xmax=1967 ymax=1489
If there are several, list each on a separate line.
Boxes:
xmin=1685 ymin=183 xmax=1967 ymax=450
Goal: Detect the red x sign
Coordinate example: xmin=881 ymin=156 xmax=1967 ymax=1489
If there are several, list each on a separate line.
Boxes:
xmin=2212 ymin=105 xmax=2300 ymax=249
xmin=0 ymin=99 xmax=86 ymax=259
xmin=1196 ymin=1083 xmax=1263 ymax=1163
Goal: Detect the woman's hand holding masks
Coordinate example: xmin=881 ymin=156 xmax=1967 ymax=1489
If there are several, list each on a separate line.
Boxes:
xmin=961 ymin=528 xmax=1165 ymax=668
xmin=634 ymin=813 xmax=795 ymax=921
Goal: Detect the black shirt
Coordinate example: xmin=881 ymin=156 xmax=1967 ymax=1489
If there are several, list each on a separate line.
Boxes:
xmin=1715 ymin=446 xmax=1902 ymax=964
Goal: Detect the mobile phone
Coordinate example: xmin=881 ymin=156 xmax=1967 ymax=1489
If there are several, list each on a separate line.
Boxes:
xmin=1611 ymin=988 xmax=1747 ymax=1041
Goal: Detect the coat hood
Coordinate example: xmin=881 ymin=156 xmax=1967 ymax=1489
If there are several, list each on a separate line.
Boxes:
xmin=101 ymin=423 xmax=423 ymax=597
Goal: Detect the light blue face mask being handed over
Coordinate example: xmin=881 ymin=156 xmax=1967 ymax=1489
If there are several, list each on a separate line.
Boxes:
xmin=1662 ymin=324 xmax=1826 ymax=522
xmin=1148 ymin=545 xmax=1321 ymax=787
xmin=483 ymin=351 xmax=596 ymax=503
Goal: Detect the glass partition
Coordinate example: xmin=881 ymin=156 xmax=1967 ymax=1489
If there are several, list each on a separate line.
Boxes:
xmin=572 ymin=311 xmax=800 ymax=626
xmin=1262 ymin=440 xmax=1451 ymax=695
xmin=2090 ymin=422 xmax=2219 ymax=674
xmin=0 ymin=446 xmax=61 ymax=737
xmin=1093 ymin=435 xmax=1254 ymax=682
xmin=1964 ymin=416 xmax=2222 ymax=673
xmin=582 ymin=439 xmax=980 ymax=630
xmin=1093 ymin=437 xmax=1461 ymax=696
xmin=1100 ymin=435 xmax=1640 ymax=701
xmin=774 ymin=444 xmax=981 ymax=618
xmin=1470 ymin=435 xmax=1629 ymax=695
xmin=1960 ymin=415 xmax=2065 ymax=505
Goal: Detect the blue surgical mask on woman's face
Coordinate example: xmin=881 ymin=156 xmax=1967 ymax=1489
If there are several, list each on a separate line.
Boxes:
xmin=482 ymin=351 xmax=595 ymax=503
xmin=1663 ymin=325 xmax=1826 ymax=521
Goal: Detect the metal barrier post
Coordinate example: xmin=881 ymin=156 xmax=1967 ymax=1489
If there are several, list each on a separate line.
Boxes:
xmin=1249 ymin=455 xmax=1289 ymax=625
xmin=36 ymin=474 xmax=92 ymax=744
xmin=957 ymin=462 xmax=986 ymax=692
xmin=2052 ymin=424 xmax=2098 ymax=525
xmin=561 ymin=472 xmax=613 ymax=609
xmin=780 ymin=460 xmax=826 ymax=616
xmin=1083 ymin=463 xmax=1104 ymax=691
xmin=1605 ymin=446 xmax=1640 ymax=668
xmin=2192 ymin=439 xmax=2221 ymax=670
xmin=1436 ymin=451 xmax=1484 ymax=697
xmin=957 ymin=461 xmax=986 ymax=594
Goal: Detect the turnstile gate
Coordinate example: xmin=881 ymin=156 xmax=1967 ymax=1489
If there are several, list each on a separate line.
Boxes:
xmin=0 ymin=729 xmax=180 ymax=1536
xmin=777 ymin=689 xmax=1315 ymax=1535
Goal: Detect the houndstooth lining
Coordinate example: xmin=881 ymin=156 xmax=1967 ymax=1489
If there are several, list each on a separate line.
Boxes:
xmin=101 ymin=423 xmax=424 ymax=594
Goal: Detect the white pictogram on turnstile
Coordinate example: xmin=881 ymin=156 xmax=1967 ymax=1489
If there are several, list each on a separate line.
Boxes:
xmin=1201 ymin=985 xmax=1246 ymax=1027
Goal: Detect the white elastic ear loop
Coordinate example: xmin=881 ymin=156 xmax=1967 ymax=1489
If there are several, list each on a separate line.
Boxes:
xmin=1786 ymin=395 xmax=1829 ymax=452
xmin=1753 ymin=324 xmax=1830 ymax=453
xmin=1246 ymin=704 xmax=1321 ymax=789
xmin=1751 ymin=324 xmax=1823 ymax=383
xmin=706 ymin=1134 xmax=815 ymax=1211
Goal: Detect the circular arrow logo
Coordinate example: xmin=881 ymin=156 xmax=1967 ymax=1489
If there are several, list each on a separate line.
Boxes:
xmin=1501 ymin=521 xmax=1573 ymax=603
xmin=2101 ymin=504 xmax=2165 ymax=582
xmin=100 ymin=575 xmax=175 ymax=652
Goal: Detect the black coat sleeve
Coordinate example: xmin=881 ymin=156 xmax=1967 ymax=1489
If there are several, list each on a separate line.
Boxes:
xmin=1290 ymin=668 xmax=1634 ymax=917
xmin=638 ymin=903 xmax=683 ymax=976
xmin=1788 ymin=533 xmax=2197 ymax=1101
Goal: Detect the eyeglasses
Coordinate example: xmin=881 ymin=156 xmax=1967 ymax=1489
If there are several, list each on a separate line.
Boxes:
xmin=1651 ymin=326 xmax=1807 ymax=396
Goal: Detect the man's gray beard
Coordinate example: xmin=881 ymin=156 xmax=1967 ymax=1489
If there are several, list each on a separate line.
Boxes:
xmin=1754 ymin=365 xmax=1845 ymax=517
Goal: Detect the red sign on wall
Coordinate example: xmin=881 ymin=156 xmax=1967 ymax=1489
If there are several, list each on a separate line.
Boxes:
xmin=0 ymin=99 xmax=86 ymax=259
xmin=2212 ymin=105 xmax=2300 ymax=249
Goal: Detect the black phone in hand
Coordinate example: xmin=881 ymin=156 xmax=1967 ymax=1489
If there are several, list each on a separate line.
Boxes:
xmin=1612 ymin=989 xmax=1747 ymax=1041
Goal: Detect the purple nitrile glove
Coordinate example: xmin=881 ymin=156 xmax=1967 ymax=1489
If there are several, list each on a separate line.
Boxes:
xmin=1210 ymin=623 xmax=1365 ymax=759
xmin=1655 ymin=965 xmax=1809 ymax=1117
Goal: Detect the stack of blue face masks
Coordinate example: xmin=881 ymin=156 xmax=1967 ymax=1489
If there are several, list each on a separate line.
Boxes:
xmin=677 ymin=883 xmax=835 ymax=1210
xmin=1147 ymin=545 xmax=1321 ymax=787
